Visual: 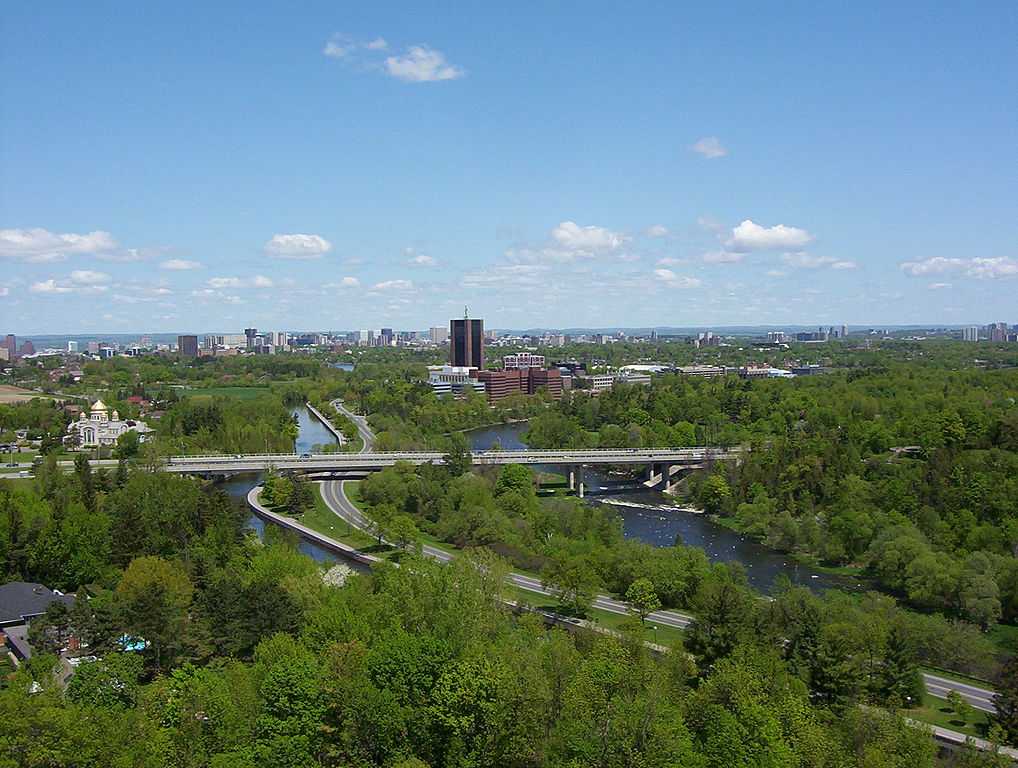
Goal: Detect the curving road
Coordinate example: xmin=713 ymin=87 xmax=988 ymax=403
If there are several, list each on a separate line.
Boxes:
xmin=315 ymin=403 xmax=998 ymax=713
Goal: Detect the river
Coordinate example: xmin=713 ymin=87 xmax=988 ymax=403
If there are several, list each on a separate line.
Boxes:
xmin=464 ymin=422 xmax=864 ymax=594
xmin=217 ymin=407 xmax=861 ymax=592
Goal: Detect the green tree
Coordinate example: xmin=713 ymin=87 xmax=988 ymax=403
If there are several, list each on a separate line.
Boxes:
xmin=541 ymin=557 xmax=598 ymax=618
xmin=442 ymin=432 xmax=472 ymax=478
xmin=947 ymin=689 xmax=973 ymax=725
xmin=66 ymin=652 xmax=144 ymax=709
xmin=992 ymin=655 xmax=1018 ymax=745
xmin=625 ymin=578 xmax=662 ymax=625
xmin=493 ymin=463 xmax=533 ymax=497
xmin=698 ymin=474 xmax=731 ymax=512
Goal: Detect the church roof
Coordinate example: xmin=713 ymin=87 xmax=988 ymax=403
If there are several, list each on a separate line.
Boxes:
xmin=91 ymin=398 xmax=108 ymax=411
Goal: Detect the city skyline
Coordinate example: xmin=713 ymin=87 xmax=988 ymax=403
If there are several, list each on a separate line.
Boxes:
xmin=2 ymin=2 xmax=1016 ymax=333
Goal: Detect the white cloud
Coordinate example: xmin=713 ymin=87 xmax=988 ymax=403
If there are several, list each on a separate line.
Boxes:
xmin=324 ymin=40 xmax=355 ymax=58
xmin=407 ymin=253 xmax=438 ymax=267
xmin=462 ymin=263 xmax=550 ymax=287
xmin=70 ymin=270 xmax=110 ymax=284
xmin=0 ymin=227 xmax=118 ymax=262
xmin=830 ymin=260 xmax=858 ymax=270
xmin=95 ymin=246 xmax=175 ymax=263
xmin=552 ymin=220 xmax=627 ymax=251
xmin=766 ymin=270 xmax=787 ymax=277
xmin=262 ymin=233 xmax=333 ymax=259
xmin=384 ymin=45 xmax=465 ymax=82
xmin=725 ymin=220 xmax=813 ymax=252
xmin=965 ymin=258 xmax=1018 ymax=279
xmin=324 ymin=34 xmax=388 ymax=58
xmin=928 ymin=282 xmax=951 ymax=289
xmin=900 ymin=255 xmax=1018 ymax=280
xmin=780 ymin=252 xmax=837 ymax=269
xmin=689 ymin=137 xmax=727 ymax=159
xmin=371 ymin=279 xmax=414 ymax=291
xmin=159 ymin=258 xmax=204 ymax=270
xmin=190 ymin=288 xmax=243 ymax=304
xmin=206 ymin=275 xmax=273 ymax=289
xmin=702 ymin=250 xmax=743 ymax=263
xmin=645 ymin=225 xmax=669 ymax=238
xmin=323 ymin=277 xmax=360 ymax=289
xmin=653 ymin=269 xmax=705 ymax=289
xmin=506 ymin=221 xmax=634 ymax=264
xmin=29 ymin=279 xmax=75 ymax=294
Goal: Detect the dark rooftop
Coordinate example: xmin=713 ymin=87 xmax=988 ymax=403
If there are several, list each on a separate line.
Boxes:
xmin=0 ymin=582 xmax=75 ymax=627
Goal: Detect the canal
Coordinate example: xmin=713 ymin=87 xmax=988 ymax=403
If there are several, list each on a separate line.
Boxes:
xmin=215 ymin=405 xmax=356 ymax=567
xmin=464 ymin=422 xmax=863 ymax=594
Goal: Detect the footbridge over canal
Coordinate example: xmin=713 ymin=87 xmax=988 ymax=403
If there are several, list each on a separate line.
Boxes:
xmin=161 ymin=447 xmax=745 ymax=494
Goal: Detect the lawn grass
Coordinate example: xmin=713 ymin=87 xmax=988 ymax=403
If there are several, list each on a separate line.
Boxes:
xmin=179 ymin=386 xmax=272 ymax=401
xmin=905 ymin=692 xmax=993 ymax=740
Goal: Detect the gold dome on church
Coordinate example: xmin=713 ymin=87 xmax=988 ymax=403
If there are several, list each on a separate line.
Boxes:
xmin=91 ymin=399 xmax=108 ymax=412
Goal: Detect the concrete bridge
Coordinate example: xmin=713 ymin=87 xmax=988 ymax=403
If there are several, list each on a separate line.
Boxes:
xmin=163 ymin=446 xmax=743 ymax=494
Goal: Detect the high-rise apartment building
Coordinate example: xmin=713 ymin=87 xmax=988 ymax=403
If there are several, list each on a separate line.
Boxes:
xmin=429 ymin=326 xmax=447 ymax=343
xmin=4 ymin=335 xmax=15 ymax=353
xmin=245 ymin=328 xmax=258 ymax=348
xmin=178 ymin=335 xmax=199 ymax=357
xmin=66 ymin=340 xmax=78 ymax=352
xmin=962 ymin=326 xmax=979 ymax=342
xmin=450 ymin=317 xmax=484 ymax=368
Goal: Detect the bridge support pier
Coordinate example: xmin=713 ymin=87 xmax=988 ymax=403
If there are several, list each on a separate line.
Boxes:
xmin=566 ymin=466 xmax=576 ymax=490
xmin=577 ymin=479 xmax=584 ymax=498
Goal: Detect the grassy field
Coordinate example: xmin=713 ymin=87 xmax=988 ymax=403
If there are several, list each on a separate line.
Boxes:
xmin=906 ymin=692 xmax=993 ymax=740
xmin=179 ymin=386 xmax=272 ymax=401
xmin=0 ymin=385 xmax=66 ymax=404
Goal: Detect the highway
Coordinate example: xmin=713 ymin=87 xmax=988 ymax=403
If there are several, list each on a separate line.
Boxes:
xmin=313 ymin=403 xmax=1001 ymax=715
xmin=155 ymin=446 xmax=738 ymax=473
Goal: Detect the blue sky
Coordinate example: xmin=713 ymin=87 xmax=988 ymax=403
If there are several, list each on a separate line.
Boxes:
xmin=2 ymin=1 xmax=1016 ymax=333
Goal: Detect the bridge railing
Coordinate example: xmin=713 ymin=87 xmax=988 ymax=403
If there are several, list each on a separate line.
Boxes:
xmin=166 ymin=446 xmax=745 ymax=462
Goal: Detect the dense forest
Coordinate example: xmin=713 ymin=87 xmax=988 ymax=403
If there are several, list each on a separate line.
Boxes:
xmin=521 ymin=357 xmax=1018 ymax=631
xmin=0 ymin=465 xmax=1006 ymax=766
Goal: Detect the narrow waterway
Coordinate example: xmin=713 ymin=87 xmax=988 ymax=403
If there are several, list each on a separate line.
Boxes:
xmin=464 ymin=422 xmax=863 ymax=594
xmin=213 ymin=406 xmax=362 ymax=568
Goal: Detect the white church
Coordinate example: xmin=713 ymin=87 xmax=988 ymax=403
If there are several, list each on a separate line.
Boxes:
xmin=66 ymin=399 xmax=153 ymax=448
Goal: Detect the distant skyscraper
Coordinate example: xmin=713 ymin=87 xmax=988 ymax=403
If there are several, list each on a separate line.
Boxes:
xmin=840 ymin=325 xmax=848 ymax=339
xmin=67 ymin=340 xmax=78 ymax=352
xmin=178 ymin=335 xmax=199 ymax=357
xmin=140 ymin=333 xmax=152 ymax=348
xmin=245 ymin=328 xmax=258 ymax=348
xmin=429 ymin=326 xmax=447 ymax=344
xmin=450 ymin=316 xmax=484 ymax=368
xmin=4 ymin=334 xmax=15 ymax=353
xmin=962 ymin=326 xmax=979 ymax=342
xmin=18 ymin=341 xmax=35 ymax=356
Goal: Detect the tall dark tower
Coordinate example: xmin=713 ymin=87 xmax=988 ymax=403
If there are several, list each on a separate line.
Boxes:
xmin=450 ymin=312 xmax=484 ymax=368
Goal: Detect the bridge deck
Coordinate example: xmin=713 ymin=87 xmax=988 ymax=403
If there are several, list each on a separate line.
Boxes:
xmin=159 ymin=447 xmax=743 ymax=473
